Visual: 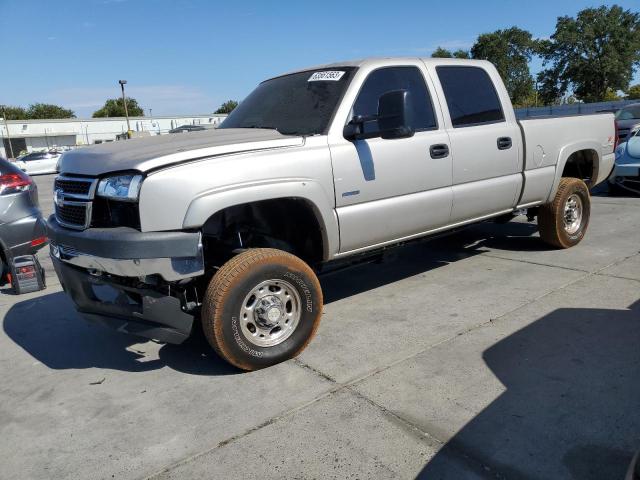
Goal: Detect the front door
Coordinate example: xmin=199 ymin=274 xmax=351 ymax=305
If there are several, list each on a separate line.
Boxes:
xmin=330 ymin=65 xmax=452 ymax=253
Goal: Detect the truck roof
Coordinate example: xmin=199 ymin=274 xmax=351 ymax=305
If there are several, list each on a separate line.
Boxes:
xmin=271 ymin=57 xmax=493 ymax=81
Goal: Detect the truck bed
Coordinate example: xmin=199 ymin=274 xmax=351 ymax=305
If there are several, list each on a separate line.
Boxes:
xmin=517 ymin=113 xmax=616 ymax=206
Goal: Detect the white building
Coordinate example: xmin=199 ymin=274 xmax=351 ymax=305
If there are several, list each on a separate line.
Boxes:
xmin=0 ymin=114 xmax=228 ymax=158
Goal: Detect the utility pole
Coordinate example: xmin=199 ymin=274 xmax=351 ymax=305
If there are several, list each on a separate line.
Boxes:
xmin=118 ymin=80 xmax=131 ymax=136
xmin=0 ymin=106 xmax=15 ymax=159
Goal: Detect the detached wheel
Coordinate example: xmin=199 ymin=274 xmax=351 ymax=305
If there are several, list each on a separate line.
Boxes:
xmin=201 ymin=248 xmax=323 ymax=371
xmin=538 ymin=177 xmax=591 ymax=249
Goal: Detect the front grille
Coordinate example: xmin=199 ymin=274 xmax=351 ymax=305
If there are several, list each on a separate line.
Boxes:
xmin=54 ymin=176 xmax=98 ymax=230
xmin=54 ymin=178 xmax=93 ymax=196
xmin=55 ymin=203 xmax=91 ymax=229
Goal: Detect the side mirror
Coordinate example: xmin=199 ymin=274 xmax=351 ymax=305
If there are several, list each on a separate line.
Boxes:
xmin=343 ymin=90 xmax=415 ymax=141
xmin=377 ymin=90 xmax=414 ymax=140
xmin=343 ymin=116 xmax=363 ymax=141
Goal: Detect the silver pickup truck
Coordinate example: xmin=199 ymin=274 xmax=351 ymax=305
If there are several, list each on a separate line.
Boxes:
xmin=48 ymin=58 xmax=616 ymax=370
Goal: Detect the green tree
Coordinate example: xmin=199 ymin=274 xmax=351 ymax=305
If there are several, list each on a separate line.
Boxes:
xmin=92 ymin=98 xmax=144 ymax=118
xmin=431 ymin=47 xmax=470 ymax=59
xmin=215 ymin=100 xmax=238 ymax=114
xmin=627 ymin=84 xmax=640 ymax=100
xmin=536 ymin=68 xmax=564 ymax=106
xmin=471 ymin=27 xmax=537 ymax=105
xmin=603 ymin=89 xmax=621 ymax=101
xmin=539 ymin=5 xmax=640 ymax=103
xmin=26 ymin=103 xmax=75 ymax=119
xmin=0 ymin=105 xmax=28 ymax=120
xmin=432 ymin=47 xmax=452 ymax=58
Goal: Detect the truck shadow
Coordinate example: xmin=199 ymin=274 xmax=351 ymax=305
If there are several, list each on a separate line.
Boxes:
xmin=321 ymin=220 xmax=542 ymax=304
xmin=417 ymin=299 xmax=640 ymax=479
xmin=2 ymin=292 xmax=238 ymax=376
xmin=3 ymin=220 xmax=542 ymax=375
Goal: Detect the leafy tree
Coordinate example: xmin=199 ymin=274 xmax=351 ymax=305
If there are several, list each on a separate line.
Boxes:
xmin=471 ymin=27 xmax=537 ymax=105
xmin=432 ymin=47 xmax=452 ymax=58
xmin=0 ymin=106 xmax=28 ymax=120
xmin=539 ymin=5 xmax=640 ymax=103
xmin=627 ymin=84 xmax=640 ymax=100
xmin=26 ymin=103 xmax=75 ymax=119
xmin=536 ymin=68 xmax=564 ymax=106
xmin=215 ymin=100 xmax=238 ymax=114
xmin=603 ymin=89 xmax=621 ymax=101
xmin=92 ymin=98 xmax=144 ymax=118
xmin=431 ymin=47 xmax=470 ymax=59
xmin=453 ymin=50 xmax=471 ymax=59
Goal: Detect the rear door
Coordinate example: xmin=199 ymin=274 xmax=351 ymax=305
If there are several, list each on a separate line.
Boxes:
xmin=329 ymin=63 xmax=452 ymax=253
xmin=431 ymin=65 xmax=522 ymax=222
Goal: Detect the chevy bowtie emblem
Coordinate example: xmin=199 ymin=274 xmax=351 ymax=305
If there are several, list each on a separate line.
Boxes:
xmin=54 ymin=189 xmax=65 ymax=208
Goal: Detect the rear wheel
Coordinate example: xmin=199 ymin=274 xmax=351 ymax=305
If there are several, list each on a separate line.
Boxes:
xmin=538 ymin=177 xmax=591 ymax=249
xmin=201 ymin=248 xmax=323 ymax=371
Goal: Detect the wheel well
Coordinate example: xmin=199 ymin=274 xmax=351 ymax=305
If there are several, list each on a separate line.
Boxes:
xmin=201 ymin=198 xmax=325 ymax=267
xmin=561 ymin=149 xmax=599 ymax=188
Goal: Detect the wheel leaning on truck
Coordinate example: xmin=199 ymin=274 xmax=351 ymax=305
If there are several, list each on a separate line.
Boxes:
xmin=538 ymin=177 xmax=591 ymax=249
xmin=201 ymin=248 xmax=323 ymax=371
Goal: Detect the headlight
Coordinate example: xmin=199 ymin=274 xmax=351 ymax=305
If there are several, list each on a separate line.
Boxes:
xmin=97 ymin=174 xmax=143 ymax=202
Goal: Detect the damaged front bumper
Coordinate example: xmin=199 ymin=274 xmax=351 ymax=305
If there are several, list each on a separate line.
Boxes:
xmin=47 ymin=216 xmax=204 ymax=344
xmin=46 ymin=216 xmax=204 ymax=281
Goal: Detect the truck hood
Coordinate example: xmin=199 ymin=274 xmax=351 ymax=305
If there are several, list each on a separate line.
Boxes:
xmin=59 ymin=128 xmax=304 ymax=176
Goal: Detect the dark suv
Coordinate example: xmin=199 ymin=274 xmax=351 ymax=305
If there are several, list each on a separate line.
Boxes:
xmin=0 ymin=158 xmax=47 ymax=281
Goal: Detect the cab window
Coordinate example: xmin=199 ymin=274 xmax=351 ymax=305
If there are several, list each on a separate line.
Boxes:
xmin=352 ymin=66 xmax=438 ymax=135
xmin=436 ymin=66 xmax=505 ymax=128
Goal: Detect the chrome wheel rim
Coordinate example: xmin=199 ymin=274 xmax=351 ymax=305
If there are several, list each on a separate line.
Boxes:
xmin=563 ymin=193 xmax=583 ymax=235
xmin=239 ymin=279 xmax=301 ymax=348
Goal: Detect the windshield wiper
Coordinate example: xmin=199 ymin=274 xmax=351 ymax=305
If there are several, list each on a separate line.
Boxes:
xmin=243 ymin=125 xmax=280 ymax=131
xmin=242 ymin=125 xmax=302 ymax=136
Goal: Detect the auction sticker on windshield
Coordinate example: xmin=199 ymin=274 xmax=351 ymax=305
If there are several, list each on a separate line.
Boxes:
xmin=308 ymin=71 xmax=346 ymax=82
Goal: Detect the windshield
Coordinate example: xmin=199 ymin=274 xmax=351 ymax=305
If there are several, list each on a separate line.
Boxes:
xmin=616 ymin=105 xmax=640 ymax=120
xmin=220 ymin=67 xmax=356 ymax=136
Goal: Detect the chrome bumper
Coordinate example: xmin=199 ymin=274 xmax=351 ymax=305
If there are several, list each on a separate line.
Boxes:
xmin=50 ymin=240 xmax=204 ymax=282
xmin=46 ymin=216 xmax=204 ymax=282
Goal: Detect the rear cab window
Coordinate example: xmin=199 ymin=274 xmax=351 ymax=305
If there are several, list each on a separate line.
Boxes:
xmin=436 ymin=66 xmax=505 ymax=128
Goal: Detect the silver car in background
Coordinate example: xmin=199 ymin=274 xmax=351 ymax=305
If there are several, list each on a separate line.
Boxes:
xmin=610 ymin=129 xmax=640 ymax=194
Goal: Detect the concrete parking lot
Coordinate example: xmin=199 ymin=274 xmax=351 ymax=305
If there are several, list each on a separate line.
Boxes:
xmin=1 ymin=174 xmax=639 ymax=479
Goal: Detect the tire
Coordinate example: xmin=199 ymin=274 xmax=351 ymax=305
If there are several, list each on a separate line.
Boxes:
xmin=201 ymin=248 xmax=323 ymax=371
xmin=538 ymin=177 xmax=591 ymax=249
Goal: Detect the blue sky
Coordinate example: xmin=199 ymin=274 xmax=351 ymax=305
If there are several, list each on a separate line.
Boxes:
xmin=1 ymin=0 xmax=638 ymax=118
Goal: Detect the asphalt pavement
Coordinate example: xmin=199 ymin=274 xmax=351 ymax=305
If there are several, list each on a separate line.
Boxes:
xmin=1 ymin=174 xmax=638 ymax=479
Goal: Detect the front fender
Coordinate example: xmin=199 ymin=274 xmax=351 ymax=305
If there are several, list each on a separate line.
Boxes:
xmin=546 ymin=140 xmax=602 ymax=203
xmin=183 ymin=179 xmax=339 ymax=260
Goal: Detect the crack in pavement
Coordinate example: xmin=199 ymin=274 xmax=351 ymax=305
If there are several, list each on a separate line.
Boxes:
xmin=479 ymin=253 xmax=590 ymax=273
